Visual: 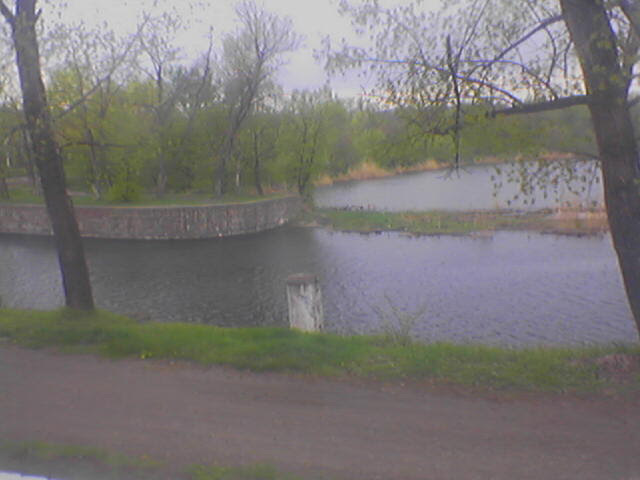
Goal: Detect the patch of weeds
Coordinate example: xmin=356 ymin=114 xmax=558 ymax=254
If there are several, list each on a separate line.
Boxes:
xmin=371 ymin=295 xmax=427 ymax=346
xmin=189 ymin=463 xmax=302 ymax=480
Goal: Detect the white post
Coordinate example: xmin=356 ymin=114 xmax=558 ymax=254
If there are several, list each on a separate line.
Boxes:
xmin=286 ymin=273 xmax=324 ymax=332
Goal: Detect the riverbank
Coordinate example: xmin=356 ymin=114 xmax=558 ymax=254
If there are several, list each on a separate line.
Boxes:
xmin=1 ymin=308 xmax=637 ymax=394
xmin=313 ymin=153 xmax=575 ymax=186
xmin=305 ymin=207 xmax=608 ymax=236
xmin=314 ymin=159 xmax=447 ymax=186
xmin=0 ymin=195 xmax=302 ymax=239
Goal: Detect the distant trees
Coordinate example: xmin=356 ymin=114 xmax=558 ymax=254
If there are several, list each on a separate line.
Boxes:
xmin=0 ymin=0 xmax=610 ymax=207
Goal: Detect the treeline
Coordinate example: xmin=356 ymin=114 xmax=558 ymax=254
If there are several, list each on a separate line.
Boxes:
xmin=0 ymin=87 xmax=600 ymax=202
xmin=0 ymin=2 xmax=601 ymax=203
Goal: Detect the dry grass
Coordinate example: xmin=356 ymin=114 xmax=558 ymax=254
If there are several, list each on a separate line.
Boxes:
xmin=316 ymin=159 xmax=447 ymax=186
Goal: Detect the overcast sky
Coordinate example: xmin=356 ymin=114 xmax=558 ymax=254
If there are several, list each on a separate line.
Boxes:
xmin=50 ymin=0 xmax=441 ymax=98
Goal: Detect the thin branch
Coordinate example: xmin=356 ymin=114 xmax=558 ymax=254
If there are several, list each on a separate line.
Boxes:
xmin=491 ymin=94 xmax=589 ymax=116
xmin=56 ymin=17 xmax=148 ymax=121
xmin=487 ymin=14 xmax=564 ymax=69
xmin=362 ymin=56 xmax=525 ymax=105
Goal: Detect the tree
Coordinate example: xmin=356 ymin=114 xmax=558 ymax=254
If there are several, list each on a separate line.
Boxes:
xmin=137 ymin=9 xmax=185 ymax=196
xmin=278 ymin=88 xmax=334 ymax=198
xmin=214 ymin=0 xmax=300 ymax=196
xmin=49 ymin=22 xmax=140 ymax=198
xmin=328 ymin=0 xmax=640 ymax=335
xmin=235 ymin=102 xmax=281 ymax=195
xmin=0 ymin=0 xmax=94 ymax=310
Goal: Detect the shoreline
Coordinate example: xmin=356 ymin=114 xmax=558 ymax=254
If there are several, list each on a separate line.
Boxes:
xmin=0 ymin=196 xmax=302 ymax=240
xmin=303 ymin=207 xmax=609 ymax=237
xmin=314 ymin=152 xmax=579 ymax=186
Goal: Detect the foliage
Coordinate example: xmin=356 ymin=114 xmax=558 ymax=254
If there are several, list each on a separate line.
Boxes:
xmin=371 ymin=295 xmax=428 ymax=346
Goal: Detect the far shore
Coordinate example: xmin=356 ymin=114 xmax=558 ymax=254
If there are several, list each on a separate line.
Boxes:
xmin=303 ymin=206 xmax=609 ymax=237
xmin=314 ymin=152 xmax=580 ymax=186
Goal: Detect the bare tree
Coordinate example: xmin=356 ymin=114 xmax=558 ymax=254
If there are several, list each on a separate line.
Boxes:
xmin=0 ymin=0 xmax=94 ymax=310
xmin=328 ymin=0 xmax=640 ymax=336
xmin=214 ymin=0 xmax=300 ymax=196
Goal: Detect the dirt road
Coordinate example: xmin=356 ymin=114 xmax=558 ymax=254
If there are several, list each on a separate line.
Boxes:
xmin=1 ymin=345 xmax=639 ymax=480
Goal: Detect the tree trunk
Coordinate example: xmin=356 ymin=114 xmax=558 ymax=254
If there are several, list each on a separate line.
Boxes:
xmin=215 ymin=140 xmax=230 ymax=196
xmin=5 ymin=0 xmax=94 ymax=310
xmin=20 ymin=127 xmax=40 ymax=195
xmin=0 ymin=172 xmax=8 ymax=199
xmin=253 ymin=130 xmax=264 ymax=196
xmin=561 ymin=0 xmax=640 ymax=334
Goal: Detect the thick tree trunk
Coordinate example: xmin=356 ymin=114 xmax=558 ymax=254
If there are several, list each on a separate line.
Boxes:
xmin=4 ymin=0 xmax=94 ymax=310
xmin=561 ymin=0 xmax=640 ymax=334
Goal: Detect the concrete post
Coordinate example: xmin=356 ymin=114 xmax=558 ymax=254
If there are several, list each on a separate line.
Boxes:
xmin=286 ymin=273 xmax=324 ymax=332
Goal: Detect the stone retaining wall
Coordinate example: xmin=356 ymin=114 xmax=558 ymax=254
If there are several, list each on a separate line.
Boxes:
xmin=0 ymin=196 xmax=303 ymax=240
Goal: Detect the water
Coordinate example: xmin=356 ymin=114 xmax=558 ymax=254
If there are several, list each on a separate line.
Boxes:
xmin=315 ymin=163 xmax=604 ymax=211
xmin=0 ymin=227 xmax=635 ymax=346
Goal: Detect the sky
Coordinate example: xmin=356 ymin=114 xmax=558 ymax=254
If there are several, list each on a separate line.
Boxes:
xmin=49 ymin=0 xmax=441 ymax=99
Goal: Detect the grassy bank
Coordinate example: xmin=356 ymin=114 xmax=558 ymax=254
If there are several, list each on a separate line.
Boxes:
xmin=1 ymin=308 xmax=637 ymax=394
xmin=1 ymin=185 xmax=288 ymax=207
xmin=311 ymin=208 xmax=609 ymax=236
xmin=0 ymin=440 xmax=304 ymax=480
xmin=315 ymin=159 xmax=447 ymax=186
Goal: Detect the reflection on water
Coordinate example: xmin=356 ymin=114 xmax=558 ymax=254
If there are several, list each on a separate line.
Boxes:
xmin=0 ymin=227 xmax=635 ymax=347
xmin=315 ymin=164 xmax=603 ymax=211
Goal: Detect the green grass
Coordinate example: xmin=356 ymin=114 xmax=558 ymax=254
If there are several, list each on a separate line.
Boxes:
xmin=314 ymin=208 xmax=547 ymax=235
xmin=1 ymin=186 xmax=288 ymax=207
xmin=1 ymin=308 xmax=638 ymax=394
xmin=0 ymin=440 xmax=306 ymax=480
xmin=0 ymin=441 xmax=161 ymax=470
xmin=0 ymin=440 xmax=164 ymax=480
xmin=189 ymin=464 xmax=304 ymax=480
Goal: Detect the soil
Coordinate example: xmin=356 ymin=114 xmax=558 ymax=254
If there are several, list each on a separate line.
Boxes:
xmin=1 ymin=344 xmax=639 ymax=480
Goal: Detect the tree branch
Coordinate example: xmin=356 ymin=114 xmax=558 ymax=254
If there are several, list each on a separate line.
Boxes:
xmin=55 ymin=16 xmax=148 ymax=121
xmin=487 ymin=14 xmax=564 ymax=69
xmin=0 ymin=0 xmax=14 ymax=26
xmin=490 ymin=94 xmax=589 ymax=116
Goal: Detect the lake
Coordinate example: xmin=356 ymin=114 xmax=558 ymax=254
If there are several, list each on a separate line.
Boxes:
xmin=0 ymin=227 xmax=635 ymax=346
xmin=0 ymin=163 xmax=635 ymax=346
xmin=315 ymin=162 xmax=604 ymax=211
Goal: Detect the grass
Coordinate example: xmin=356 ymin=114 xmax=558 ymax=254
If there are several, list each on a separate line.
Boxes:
xmin=0 ymin=440 xmax=164 ymax=480
xmin=313 ymin=208 xmax=608 ymax=236
xmin=189 ymin=464 xmax=305 ymax=480
xmin=1 ymin=308 xmax=638 ymax=394
xmin=0 ymin=440 xmax=307 ymax=480
xmin=0 ymin=185 xmax=288 ymax=207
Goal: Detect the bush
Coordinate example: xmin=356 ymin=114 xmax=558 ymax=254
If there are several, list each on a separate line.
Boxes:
xmin=107 ymin=177 xmax=142 ymax=203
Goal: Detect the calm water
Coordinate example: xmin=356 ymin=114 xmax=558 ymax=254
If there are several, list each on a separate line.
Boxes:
xmin=315 ymin=163 xmax=604 ymax=211
xmin=0 ymin=227 xmax=635 ymax=346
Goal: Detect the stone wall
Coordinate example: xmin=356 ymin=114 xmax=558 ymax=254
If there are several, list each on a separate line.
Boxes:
xmin=0 ymin=196 xmax=303 ymax=240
